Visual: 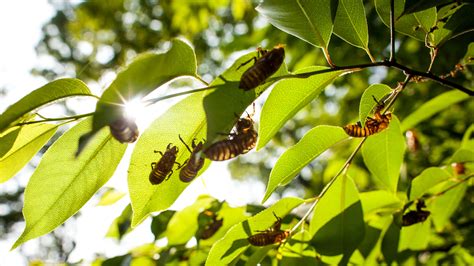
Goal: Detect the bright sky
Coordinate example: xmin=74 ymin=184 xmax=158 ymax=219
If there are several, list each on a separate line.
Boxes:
xmin=0 ymin=1 xmax=274 ymax=264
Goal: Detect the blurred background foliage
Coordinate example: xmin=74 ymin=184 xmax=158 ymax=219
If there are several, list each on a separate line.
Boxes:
xmin=1 ymin=0 xmax=473 ymax=263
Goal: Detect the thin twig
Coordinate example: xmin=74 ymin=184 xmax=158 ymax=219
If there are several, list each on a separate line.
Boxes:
xmin=429 ymin=174 xmax=473 ymax=199
xmin=15 ymin=112 xmax=95 ymax=126
xmin=384 ymin=74 xmax=413 ymax=112
xmin=290 ymin=138 xmax=367 ymax=234
xmin=389 ymin=0 xmax=396 ymax=62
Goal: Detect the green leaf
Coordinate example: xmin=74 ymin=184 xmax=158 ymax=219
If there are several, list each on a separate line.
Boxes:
xmin=360 ymin=190 xmax=402 ymax=216
xmin=399 ymin=219 xmax=430 ymax=251
xmin=402 ymin=0 xmax=452 ymax=15
xmin=401 ymin=90 xmax=470 ymax=131
xmin=464 ymin=42 xmax=474 ymax=65
xmin=0 ymin=78 xmax=93 ymax=133
xmin=375 ymin=0 xmax=436 ymax=42
xmin=359 ymin=84 xmax=392 ymax=127
xmin=433 ymin=4 xmax=474 ymax=46
xmin=166 ymin=196 xmax=215 ymax=245
xmin=256 ymin=0 xmax=337 ymax=48
xmin=362 ymin=116 xmax=405 ymax=193
xmin=204 ymin=50 xmax=288 ymax=145
xmin=409 ymin=167 xmax=452 ymax=200
xmin=429 ymin=179 xmax=468 ymax=231
xmin=0 ymin=124 xmax=57 ymax=183
xmin=129 ymin=49 xmax=287 ymax=227
xmin=12 ymin=118 xmax=126 ymax=249
xmin=333 ymin=0 xmax=370 ymax=51
xmin=199 ymin=203 xmax=248 ymax=246
xmin=381 ymin=220 xmax=401 ymax=265
xmin=151 ymin=210 xmax=176 ymax=240
xmin=450 ymin=148 xmax=474 ymax=164
xmin=105 ymin=204 xmax=132 ymax=240
xmin=128 ymin=92 xmax=209 ymax=227
xmin=92 ymin=39 xmax=197 ymax=132
xmin=257 ymin=66 xmax=345 ymax=149
xmin=97 ymin=188 xmax=126 ymax=206
xmin=205 ymin=197 xmax=304 ymax=265
xmin=310 ymin=174 xmax=365 ymax=260
xmin=263 ymin=126 xmax=348 ymax=203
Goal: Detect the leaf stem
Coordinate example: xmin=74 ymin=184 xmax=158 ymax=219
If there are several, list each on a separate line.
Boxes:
xmin=389 ymin=0 xmax=396 ymax=62
xmin=428 ymin=174 xmax=473 ymax=200
xmin=290 ymin=138 xmax=366 ymax=234
xmin=15 ymin=112 xmax=95 ymax=126
xmin=323 ymin=47 xmax=335 ymax=67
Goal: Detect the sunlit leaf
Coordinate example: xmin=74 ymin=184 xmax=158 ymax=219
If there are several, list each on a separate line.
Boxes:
xmin=432 ymin=4 xmax=474 ymax=46
xmin=97 ymin=188 xmax=126 ymax=206
xmin=128 ymin=92 xmax=209 ymax=227
xmin=206 ymin=197 xmax=304 ymax=265
xmin=409 ymin=167 xmax=452 ymax=200
xmin=203 ymin=49 xmax=288 ymax=146
xmin=310 ymin=174 xmax=365 ymax=262
xmin=129 ymin=49 xmax=288 ymax=227
xmin=91 ymin=39 xmax=197 ymax=132
xmin=360 ymin=190 xmax=402 ymax=216
xmin=256 ymin=0 xmax=337 ymax=48
xmin=263 ymin=126 xmax=348 ymax=203
xmin=401 ymin=0 xmax=452 ymax=15
xmin=334 ymin=0 xmax=370 ymax=52
xmin=166 ymin=196 xmax=214 ymax=245
xmin=106 ymin=204 xmax=132 ymax=240
xmin=401 ymin=90 xmax=470 ymax=131
xmin=359 ymin=84 xmax=392 ymax=127
xmin=398 ymin=219 xmax=430 ymax=251
xmin=450 ymin=148 xmax=474 ymax=164
xmin=200 ymin=202 xmax=248 ymax=246
xmin=12 ymin=118 xmax=126 ymax=249
xmin=0 ymin=124 xmax=57 ymax=183
xmin=375 ymin=0 xmax=436 ymax=42
xmin=257 ymin=66 xmax=345 ymax=149
xmin=0 ymin=78 xmax=93 ymax=133
xmin=362 ymin=116 xmax=405 ymax=193
xmin=429 ymin=179 xmax=468 ymax=231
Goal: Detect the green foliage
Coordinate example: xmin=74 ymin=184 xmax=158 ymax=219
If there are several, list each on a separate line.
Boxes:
xmin=128 ymin=92 xmax=209 ymax=227
xmin=309 ymin=174 xmax=364 ymax=262
xmin=0 ymin=124 xmax=57 ymax=183
xmin=0 ymin=78 xmax=93 ymax=133
xmin=1 ymin=0 xmax=472 ymax=264
xmin=359 ymin=84 xmax=392 ymax=126
xmin=256 ymin=0 xmax=336 ymax=49
xmin=257 ymin=66 xmax=345 ymax=149
xmin=92 ymin=39 xmax=197 ymax=132
xmin=333 ymin=0 xmax=371 ymax=55
xmin=401 ymin=90 xmax=470 ymax=131
xmin=96 ymin=188 xmax=126 ymax=206
xmin=409 ymin=167 xmax=451 ymax=200
xmin=362 ymin=116 xmax=406 ymax=193
xmin=263 ymin=126 xmax=348 ymax=202
xmin=206 ymin=197 xmax=303 ymax=265
xmin=12 ymin=118 xmax=126 ymax=249
xmin=375 ymin=0 xmax=436 ymax=42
